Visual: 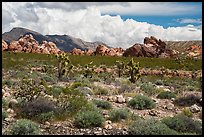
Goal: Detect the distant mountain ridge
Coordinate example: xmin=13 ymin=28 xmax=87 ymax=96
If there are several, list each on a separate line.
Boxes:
xmin=165 ymin=40 xmax=202 ymax=53
xmin=2 ymin=27 xmax=110 ymax=52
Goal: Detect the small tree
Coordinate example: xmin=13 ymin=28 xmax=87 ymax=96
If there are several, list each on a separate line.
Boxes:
xmin=56 ymin=53 xmax=73 ymax=80
xmin=126 ymin=58 xmax=141 ymax=83
xmin=116 ymin=60 xmax=125 ymax=77
xmin=83 ymin=61 xmax=94 ymax=78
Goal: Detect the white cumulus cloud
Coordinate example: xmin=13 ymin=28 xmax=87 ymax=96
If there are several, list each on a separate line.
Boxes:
xmin=2 ymin=2 xmax=202 ymax=49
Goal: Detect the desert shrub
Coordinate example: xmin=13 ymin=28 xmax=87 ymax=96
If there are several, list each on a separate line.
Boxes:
xmin=174 ymin=94 xmax=201 ymax=107
xmin=94 ymin=87 xmax=109 ymax=95
xmin=2 ymin=98 xmax=8 ymax=108
xmin=70 ymin=81 xmax=88 ymax=89
xmin=109 ymin=108 xmax=130 ymax=122
xmin=93 ymin=99 xmax=112 ymax=109
xmin=37 ymin=112 xmax=55 ymax=122
xmin=157 ymin=91 xmax=176 ymax=99
xmin=128 ymin=95 xmax=155 ymax=110
xmin=3 ymin=79 xmax=13 ymax=87
xmin=13 ymin=78 xmax=44 ymax=102
xmin=140 ymin=82 xmax=159 ymax=95
xmin=118 ymin=84 xmax=135 ymax=94
xmin=47 ymin=86 xmax=64 ymax=97
xmin=42 ymin=75 xmax=55 ymax=83
xmin=2 ymin=111 xmax=8 ymax=120
xmin=181 ymin=108 xmax=193 ymax=117
xmin=154 ymin=79 xmax=164 ymax=85
xmin=128 ymin=118 xmax=178 ymax=135
xmin=129 ymin=113 xmax=141 ymax=122
xmin=74 ymin=110 xmax=105 ymax=128
xmin=17 ymin=98 xmax=59 ymax=122
xmin=75 ymin=86 xmax=94 ymax=96
xmin=57 ymin=87 xmax=89 ymax=115
xmin=162 ymin=114 xmax=202 ymax=134
xmin=7 ymin=119 xmax=41 ymax=135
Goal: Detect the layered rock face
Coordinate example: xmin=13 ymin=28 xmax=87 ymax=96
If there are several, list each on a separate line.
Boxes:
xmin=186 ymin=45 xmax=202 ymax=58
xmin=2 ymin=34 xmax=62 ymax=54
xmin=123 ymin=36 xmax=178 ymax=58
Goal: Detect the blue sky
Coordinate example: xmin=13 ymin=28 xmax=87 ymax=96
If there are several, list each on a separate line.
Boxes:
xmin=110 ymin=2 xmax=202 ymax=28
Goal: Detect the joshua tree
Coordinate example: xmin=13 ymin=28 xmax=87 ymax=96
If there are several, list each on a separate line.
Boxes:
xmin=116 ymin=60 xmax=125 ymax=77
xmin=83 ymin=61 xmax=94 ymax=78
xmin=56 ymin=53 xmax=73 ymax=80
xmin=126 ymin=58 xmax=141 ymax=83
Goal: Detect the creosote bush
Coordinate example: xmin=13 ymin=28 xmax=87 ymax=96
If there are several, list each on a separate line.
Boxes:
xmin=157 ymin=91 xmax=176 ymax=99
xmin=128 ymin=95 xmax=155 ymax=110
xmin=17 ymin=97 xmax=59 ymax=122
xmin=2 ymin=111 xmax=8 ymax=120
xmin=94 ymin=87 xmax=109 ymax=95
xmin=109 ymin=108 xmax=130 ymax=122
xmin=7 ymin=119 xmax=41 ymax=135
xmin=74 ymin=109 xmax=105 ymax=128
xmin=181 ymin=108 xmax=193 ymax=117
xmin=128 ymin=118 xmax=178 ymax=135
xmin=93 ymin=99 xmax=112 ymax=109
xmin=140 ymin=82 xmax=159 ymax=96
xmin=162 ymin=114 xmax=202 ymax=134
xmin=174 ymin=94 xmax=201 ymax=107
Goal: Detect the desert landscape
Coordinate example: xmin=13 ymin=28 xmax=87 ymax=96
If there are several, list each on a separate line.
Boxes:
xmin=2 ymin=2 xmax=202 ymax=135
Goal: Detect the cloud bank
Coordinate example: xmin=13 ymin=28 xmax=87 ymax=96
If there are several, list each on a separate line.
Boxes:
xmin=2 ymin=2 xmax=202 ymax=49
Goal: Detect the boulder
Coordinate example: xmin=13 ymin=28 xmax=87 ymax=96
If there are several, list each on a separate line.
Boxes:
xmin=95 ymin=44 xmax=109 ymax=56
xmin=2 ymin=40 xmax=8 ymax=51
xmin=116 ymin=95 xmax=126 ymax=103
xmin=123 ymin=36 xmax=178 ymax=58
xmin=70 ymin=48 xmax=83 ymax=55
xmin=189 ymin=104 xmax=201 ymax=113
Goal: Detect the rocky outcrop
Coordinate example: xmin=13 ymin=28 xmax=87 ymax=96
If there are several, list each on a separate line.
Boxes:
xmin=2 ymin=40 xmax=8 ymax=51
xmin=95 ymin=45 xmax=124 ymax=56
xmin=6 ymin=34 xmax=62 ymax=54
xmin=70 ymin=48 xmax=94 ymax=55
xmin=70 ymin=48 xmax=84 ymax=55
xmin=186 ymin=45 xmax=202 ymax=58
xmin=123 ymin=36 xmax=178 ymax=58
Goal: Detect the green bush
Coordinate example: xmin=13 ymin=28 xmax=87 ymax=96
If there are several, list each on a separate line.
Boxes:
xmin=154 ymin=80 xmax=164 ymax=85
xmin=128 ymin=95 xmax=156 ymax=110
xmin=8 ymin=119 xmax=41 ymax=135
xmin=70 ymin=82 xmax=88 ymax=89
xmin=109 ymin=108 xmax=130 ymax=122
xmin=93 ymin=99 xmax=112 ymax=109
xmin=157 ymin=91 xmax=176 ymax=99
xmin=174 ymin=94 xmax=201 ymax=107
xmin=3 ymin=79 xmax=12 ymax=87
xmin=162 ymin=114 xmax=202 ymax=134
xmin=37 ymin=111 xmax=55 ymax=122
xmin=2 ymin=98 xmax=8 ymax=108
xmin=128 ymin=118 xmax=178 ymax=135
xmin=140 ymin=82 xmax=159 ymax=95
xmin=48 ymin=86 xmax=64 ymax=97
xmin=42 ymin=75 xmax=55 ymax=83
xmin=94 ymin=87 xmax=109 ymax=95
xmin=74 ymin=110 xmax=105 ymax=128
xmin=57 ymin=87 xmax=89 ymax=116
xmin=181 ymin=108 xmax=193 ymax=117
xmin=2 ymin=111 xmax=8 ymax=120
xmin=18 ymin=98 xmax=59 ymax=122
